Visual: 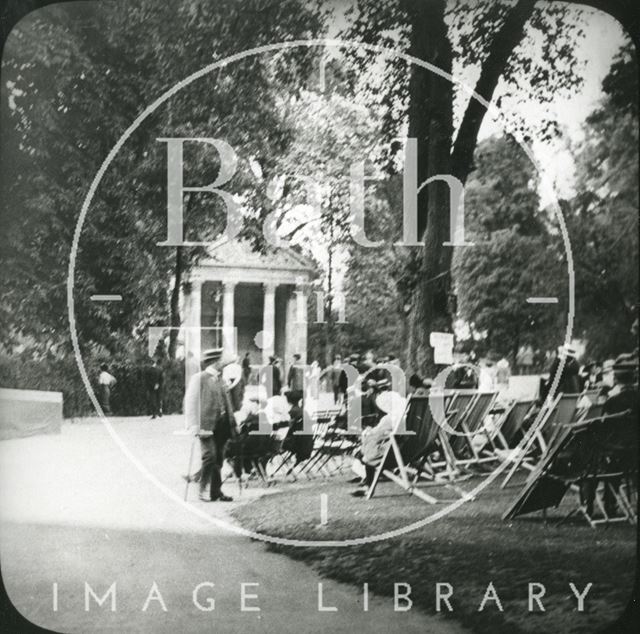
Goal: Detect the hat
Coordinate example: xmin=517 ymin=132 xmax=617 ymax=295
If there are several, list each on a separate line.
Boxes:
xmin=558 ymin=344 xmax=577 ymax=358
xmin=202 ymin=348 xmax=223 ymax=363
xmin=375 ymin=391 xmax=407 ymax=420
xmin=613 ymin=352 xmax=638 ymax=372
xmin=602 ymin=359 xmax=615 ymax=373
xmin=263 ymin=395 xmax=291 ymax=425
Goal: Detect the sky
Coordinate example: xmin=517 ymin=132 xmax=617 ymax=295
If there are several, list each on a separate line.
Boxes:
xmin=477 ymin=5 xmax=629 ymax=203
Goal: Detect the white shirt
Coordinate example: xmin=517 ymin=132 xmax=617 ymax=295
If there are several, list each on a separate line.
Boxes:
xmin=98 ymin=371 xmax=116 ymax=386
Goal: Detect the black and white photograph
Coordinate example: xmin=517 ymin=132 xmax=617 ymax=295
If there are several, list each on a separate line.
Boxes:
xmin=0 ymin=1 xmax=638 ymax=632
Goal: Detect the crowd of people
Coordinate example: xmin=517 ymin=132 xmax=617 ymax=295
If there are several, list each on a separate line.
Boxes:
xmin=94 ymin=337 xmax=637 ymax=509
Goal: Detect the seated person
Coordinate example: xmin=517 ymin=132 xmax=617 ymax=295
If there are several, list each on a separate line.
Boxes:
xmin=581 ymin=353 xmax=638 ymax=518
xmin=282 ymin=391 xmax=315 ymax=464
xmin=352 ymin=378 xmax=381 ymax=430
xmin=350 ymin=391 xmax=407 ymax=497
xmin=409 ymin=373 xmax=431 ymax=397
xmin=226 ymin=395 xmax=291 ymax=478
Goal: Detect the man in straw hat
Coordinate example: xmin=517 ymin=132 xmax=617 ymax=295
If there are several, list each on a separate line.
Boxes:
xmin=185 ymin=348 xmax=237 ymax=502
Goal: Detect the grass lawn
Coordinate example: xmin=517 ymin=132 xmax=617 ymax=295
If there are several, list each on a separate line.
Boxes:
xmin=232 ymin=472 xmax=636 ymax=633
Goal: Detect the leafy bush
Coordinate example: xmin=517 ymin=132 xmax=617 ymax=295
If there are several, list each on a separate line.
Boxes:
xmin=0 ymin=350 xmax=185 ymax=418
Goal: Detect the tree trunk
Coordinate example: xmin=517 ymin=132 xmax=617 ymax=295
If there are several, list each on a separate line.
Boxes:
xmin=405 ymin=0 xmax=454 ymax=376
xmin=450 ymin=0 xmax=536 ymax=183
xmin=405 ymin=0 xmax=537 ymax=377
xmin=325 ymin=208 xmax=335 ymax=365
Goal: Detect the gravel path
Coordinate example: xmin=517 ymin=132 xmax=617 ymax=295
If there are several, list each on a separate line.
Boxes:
xmin=0 ymin=416 xmax=468 ymax=633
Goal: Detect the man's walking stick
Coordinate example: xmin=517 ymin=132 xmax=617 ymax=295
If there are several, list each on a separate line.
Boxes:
xmin=184 ymin=433 xmax=198 ymax=501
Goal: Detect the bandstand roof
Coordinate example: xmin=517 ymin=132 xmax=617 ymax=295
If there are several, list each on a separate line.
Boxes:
xmin=195 ymin=239 xmax=316 ymax=285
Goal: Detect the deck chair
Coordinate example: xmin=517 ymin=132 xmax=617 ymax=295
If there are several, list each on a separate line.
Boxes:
xmin=573 ymin=411 xmax=637 ymax=527
xmin=539 ymin=393 xmax=581 ymax=451
xmin=501 ymin=393 xmax=562 ymax=488
xmin=365 ymin=396 xmax=448 ymax=504
xmin=434 ymin=390 xmax=477 ymax=473
xmin=504 ymin=412 xmax=636 ymax=526
xmin=502 ymin=417 xmax=598 ymax=522
xmin=575 ymin=401 xmax=603 ymax=423
xmin=447 ymin=392 xmax=498 ymax=467
xmin=493 ymin=399 xmax=535 ymax=452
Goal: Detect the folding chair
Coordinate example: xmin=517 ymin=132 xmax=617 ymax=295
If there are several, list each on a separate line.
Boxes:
xmin=504 ymin=411 xmax=637 ymax=527
xmin=575 ymin=411 xmax=637 ymax=527
xmin=227 ymin=429 xmax=278 ymax=490
xmin=539 ymin=393 xmax=581 ymax=451
xmin=295 ymin=407 xmax=347 ymax=478
xmin=365 ymin=396 xmax=450 ymax=504
xmin=434 ymin=390 xmax=477 ymax=474
xmin=503 ymin=417 xmax=597 ymax=523
xmin=501 ymin=393 xmax=562 ymax=488
xmin=492 ymin=399 xmax=535 ymax=452
xmin=447 ymin=392 xmax=498 ymax=468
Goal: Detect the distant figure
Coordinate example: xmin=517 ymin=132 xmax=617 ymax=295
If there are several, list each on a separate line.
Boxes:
xmin=331 ymin=355 xmax=347 ymax=404
xmin=308 ymin=360 xmax=321 ymax=400
xmin=446 ymin=354 xmax=478 ymax=390
xmin=495 ymin=358 xmax=511 ymax=399
xmin=478 ymin=359 xmax=497 ymax=392
xmin=98 ymin=363 xmax=117 ymax=415
xmin=268 ymin=355 xmax=282 ymax=396
xmin=543 ymin=344 xmax=580 ymax=400
xmin=359 ymin=350 xmax=375 ymax=375
xmin=408 ymin=373 xmax=430 ymax=397
xmin=287 ymin=353 xmax=304 ymax=395
xmin=581 ymin=361 xmax=603 ymax=391
xmin=242 ymin=352 xmax=252 ymax=383
xmin=146 ymin=358 xmax=164 ymax=419
xmin=223 ymin=359 xmax=245 ymax=413
xmin=516 ymin=344 xmax=534 ymax=375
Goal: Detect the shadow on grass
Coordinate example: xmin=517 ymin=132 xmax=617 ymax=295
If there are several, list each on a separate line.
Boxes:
xmin=232 ymin=477 xmax=636 ymax=634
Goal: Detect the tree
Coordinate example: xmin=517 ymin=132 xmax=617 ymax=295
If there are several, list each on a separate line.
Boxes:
xmin=454 ymin=134 xmax=565 ymax=358
xmin=0 ymin=0 xmax=326 ymax=358
xmin=345 ymin=0 xmax=587 ymax=374
xmin=244 ymin=83 xmax=383 ymax=363
xmin=342 ymin=174 xmax=409 ymax=358
xmin=564 ymin=41 xmax=638 ymax=359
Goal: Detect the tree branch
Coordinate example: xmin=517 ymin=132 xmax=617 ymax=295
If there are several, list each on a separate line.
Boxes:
xmin=451 ymin=0 xmax=536 ymax=183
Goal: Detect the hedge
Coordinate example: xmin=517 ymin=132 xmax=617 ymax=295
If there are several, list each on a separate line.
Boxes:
xmin=0 ymin=351 xmax=185 ymax=418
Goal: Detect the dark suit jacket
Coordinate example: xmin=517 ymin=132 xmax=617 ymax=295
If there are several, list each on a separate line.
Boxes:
xmin=186 ymin=370 xmax=234 ymax=436
xmin=602 ymin=385 xmax=638 ymax=454
xmin=545 ymin=357 xmax=580 ymax=397
xmin=287 ymin=365 xmax=304 ymax=392
xmin=603 ymin=385 xmax=639 ymax=419
xmin=146 ymin=365 xmax=163 ymax=391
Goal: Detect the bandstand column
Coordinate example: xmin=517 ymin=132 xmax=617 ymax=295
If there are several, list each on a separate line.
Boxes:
xmin=187 ymin=276 xmax=202 ymax=364
xmin=262 ymin=282 xmax=277 ymax=362
xmin=222 ymin=281 xmax=236 ymax=353
xmin=295 ymin=280 xmax=309 ymax=362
